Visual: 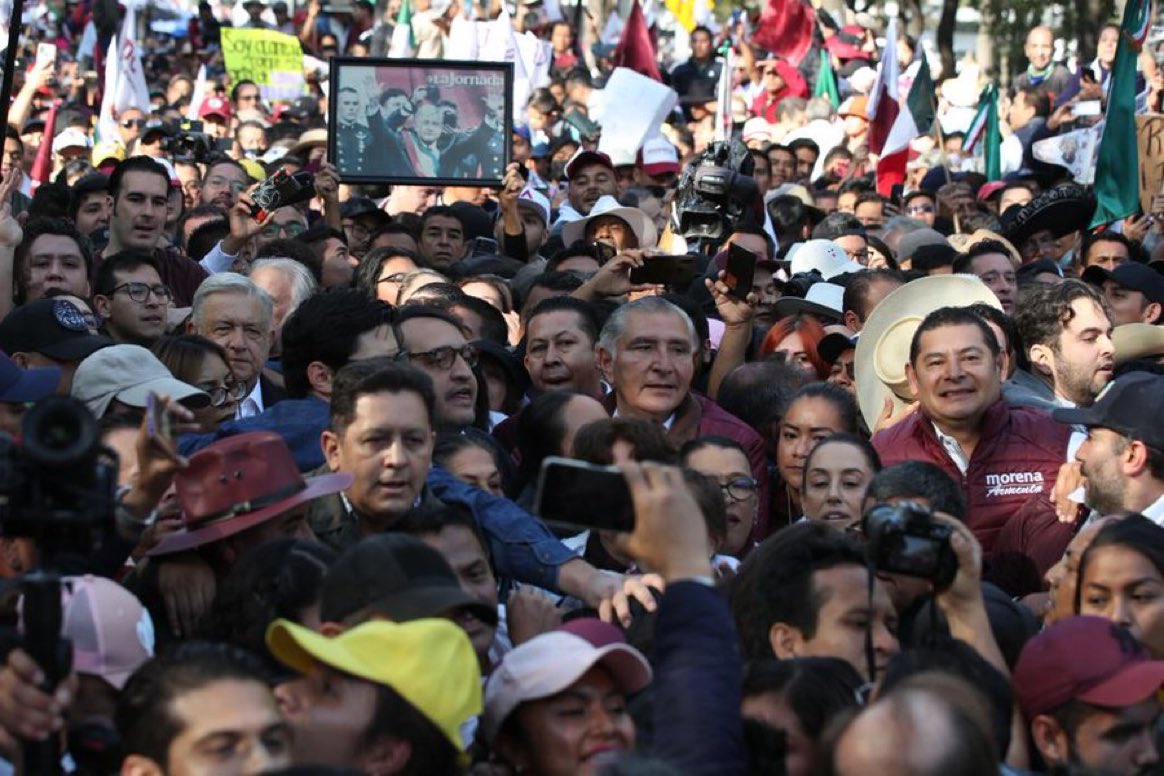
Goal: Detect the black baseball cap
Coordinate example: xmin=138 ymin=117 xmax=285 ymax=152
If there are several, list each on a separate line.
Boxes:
xmin=1082 ymin=262 xmax=1164 ymax=306
xmin=818 ymin=331 xmax=857 ymax=365
xmin=340 ymin=196 xmax=391 ymax=225
xmin=321 ymin=534 xmax=498 ymax=626
xmin=1053 ymin=372 xmax=1164 ymax=450
xmin=0 ymin=299 xmax=112 ymax=362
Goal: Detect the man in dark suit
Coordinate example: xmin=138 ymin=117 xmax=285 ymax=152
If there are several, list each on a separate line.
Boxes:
xmin=188 ymin=273 xmax=284 ymax=418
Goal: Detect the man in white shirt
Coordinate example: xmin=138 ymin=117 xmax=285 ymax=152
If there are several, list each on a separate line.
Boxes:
xmin=1054 ymin=372 xmax=1164 ymax=525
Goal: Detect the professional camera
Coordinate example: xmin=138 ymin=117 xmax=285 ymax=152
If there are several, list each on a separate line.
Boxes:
xmin=862 ymin=502 xmax=958 ymax=590
xmin=782 ymin=269 xmax=824 ymax=300
xmin=673 ymin=139 xmax=760 ymax=244
xmin=161 ymin=119 xmax=215 ymax=163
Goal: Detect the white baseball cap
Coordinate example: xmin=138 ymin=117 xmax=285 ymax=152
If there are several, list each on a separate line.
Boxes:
xmin=516 ymin=185 xmax=551 ymax=224
xmin=52 ymin=126 xmax=93 ymax=154
xmin=788 ymin=239 xmax=863 ymax=280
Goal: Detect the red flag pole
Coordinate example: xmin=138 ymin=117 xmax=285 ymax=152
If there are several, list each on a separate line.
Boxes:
xmin=29 ymin=99 xmax=58 ymax=193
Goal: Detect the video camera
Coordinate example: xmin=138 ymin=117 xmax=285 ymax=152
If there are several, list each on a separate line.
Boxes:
xmin=862 ymin=502 xmax=958 ymax=590
xmin=673 ymin=139 xmax=760 ymax=245
xmin=159 ymin=119 xmax=216 ymax=163
xmin=0 ymin=396 xmax=119 ymax=775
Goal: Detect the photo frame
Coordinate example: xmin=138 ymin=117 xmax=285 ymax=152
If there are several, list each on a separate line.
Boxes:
xmin=327 ymin=57 xmax=514 ymax=187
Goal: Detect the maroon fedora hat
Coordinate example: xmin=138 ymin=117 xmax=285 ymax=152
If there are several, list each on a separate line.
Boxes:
xmin=148 ymin=431 xmax=352 ymax=557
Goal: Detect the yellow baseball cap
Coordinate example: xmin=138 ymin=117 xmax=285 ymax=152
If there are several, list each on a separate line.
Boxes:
xmin=266 ymin=618 xmax=482 ymax=751
xmin=92 ymin=141 xmax=125 ymax=166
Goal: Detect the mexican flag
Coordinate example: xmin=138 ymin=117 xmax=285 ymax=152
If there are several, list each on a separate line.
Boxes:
xmin=964 ymin=84 xmax=1001 ymax=181
xmin=1090 ymin=0 xmax=1150 ymax=227
xmin=875 ymin=49 xmax=935 ymax=196
xmin=865 ymin=16 xmax=900 ymax=156
xmin=389 ymin=0 xmax=415 ymax=58
xmin=814 ymin=48 xmax=839 ymax=110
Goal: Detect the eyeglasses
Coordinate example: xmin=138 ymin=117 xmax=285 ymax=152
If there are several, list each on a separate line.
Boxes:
xmin=121 ymin=118 xmax=146 ymax=129
xmin=906 ymin=204 xmax=934 ymax=215
xmin=718 ymin=476 xmax=759 ymax=502
xmin=111 ymin=282 xmax=173 ymax=303
xmin=846 ymin=249 xmax=871 ymax=262
xmin=260 ymin=221 xmax=307 ymax=239
xmin=377 ymin=272 xmax=408 ymax=285
xmin=205 ymin=176 xmax=247 ymax=193
xmin=198 ymin=378 xmax=248 ymax=407
xmin=401 ymin=344 xmax=478 ymax=371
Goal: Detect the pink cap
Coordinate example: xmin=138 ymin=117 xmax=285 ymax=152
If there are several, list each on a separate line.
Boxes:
xmin=516 ymin=185 xmax=550 ymax=223
xmin=637 ymin=135 xmax=680 ymax=176
xmin=21 ymin=576 xmax=154 ymax=690
xmin=482 ymin=630 xmax=652 ymax=743
xmin=199 ymin=95 xmax=232 ymax=121
xmin=978 ymin=180 xmax=1008 ymax=201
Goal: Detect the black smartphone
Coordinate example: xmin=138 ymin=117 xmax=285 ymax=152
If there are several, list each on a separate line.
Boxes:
xmin=249 ymin=169 xmax=315 ymax=222
xmin=724 ymin=243 xmax=757 ymax=300
xmin=533 ymin=456 xmax=635 ymax=532
xmin=630 ymin=254 xmax=697 ymax=287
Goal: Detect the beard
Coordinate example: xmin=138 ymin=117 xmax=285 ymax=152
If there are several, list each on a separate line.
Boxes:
xmin=1083 ymin=462 xmax=1127 ymax=515
xmin=1055 ymin=357 xmax=1108 ymax=406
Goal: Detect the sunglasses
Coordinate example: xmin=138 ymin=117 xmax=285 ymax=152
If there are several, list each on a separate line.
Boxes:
xmin=121 ymin=118 xmax=146 ymax=129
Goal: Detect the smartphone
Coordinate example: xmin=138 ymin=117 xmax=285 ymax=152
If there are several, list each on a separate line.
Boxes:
xmin=724 ymin=243 xmax=757 ymax=300
xmin=35 ymin=42 xmax=56 ymax=70
xmin=533 ymin=456 xmax=635 ymax=532
xmin=472 ymin=236 xmax=499 ymax=255
xmin=630 ymin=254 xmax=697 ymax=287
xmin=146 ymin=392 xmax=171 ymax=441
xmin=1072 ymin=100 xmax=1101 ymax=117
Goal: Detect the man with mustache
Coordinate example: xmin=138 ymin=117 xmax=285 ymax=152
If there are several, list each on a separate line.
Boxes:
xmin=1010 ymin=280 xmax=1115 ymax=411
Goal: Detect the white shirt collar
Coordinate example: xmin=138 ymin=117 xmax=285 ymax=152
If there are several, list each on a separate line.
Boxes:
xmin=612 ymin=407 xmax=676 ymax=430
xmin=932 ymin=422 xmax=970 ymax=476
xmin=235 ymin=379 xmax=265 ymax=420
xmin=1142 ymin=492 xmax=1164 ymax=526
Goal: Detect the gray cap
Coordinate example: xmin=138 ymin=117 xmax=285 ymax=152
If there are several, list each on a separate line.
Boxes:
xmin=896 ymin=228 xmax=950 ymax=261
xmin=71 ymin=344 xmax=211 ymax=418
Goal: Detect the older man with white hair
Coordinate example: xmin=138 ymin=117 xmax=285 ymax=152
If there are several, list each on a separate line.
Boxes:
xmin=187 ymin=272 xmax=281 ymax=418
xmin=248 ymin=258 xmax=317 ymax=360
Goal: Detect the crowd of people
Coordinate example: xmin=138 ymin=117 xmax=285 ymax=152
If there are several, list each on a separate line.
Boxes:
xmin=3 ymin=0 xmax=1164 ymax=774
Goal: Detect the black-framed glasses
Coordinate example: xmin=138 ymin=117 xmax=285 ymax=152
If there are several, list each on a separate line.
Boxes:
xmin=111 ymin=282 xmax=172 ymax=303
xmin=198 ymin=378 xmax=248 ymax=407
xmin=719 ymin=476 xmax=759 ymax=502
xmin=401 ymin=344 xmax=478 ymax=371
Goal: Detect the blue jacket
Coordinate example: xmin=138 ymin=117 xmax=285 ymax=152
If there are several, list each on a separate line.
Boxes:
xmin=178 ymin=397 xmax=331 ymax=471
xmin=652 ymin=581 xmax=746 ymax=775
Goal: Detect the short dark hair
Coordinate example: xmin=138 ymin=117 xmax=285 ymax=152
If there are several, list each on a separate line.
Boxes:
xmin=812 ymin=212 xmax=865 ymax=241
xmin=742 ymin=657 xmax=863 ymax=739
xmin=968 ymin=302 xmax=1025 ymax=371
xmin=395 ymin=499 xmax=489 ymax=560
xmin=841 ymin=268 xmax=903 ymax=322
xmin=571 ymin=417 xmax=677 ymax=465
xmin=394 ymin=303 xmax=470 ymax=340
xmin=729 ymin=224 xmax=775 ymax=262
xmin=732 ymin=521 xmax=866 ymax=660
xmin=94 ymin=251 xmax=163 ymax=296
xmin=109 ymin=156 xmax=171 ymax=203
xmin=420 ymin=205 xmax=466 ymax=234
xmin=786 ymin=137 xmax=819 ymax=158
xmin=356 ymin=247 xmax=423 ymax=297
xmin=14 ymin=218 xmax=93 ymax=304
xmin=230 ymin=79 xmax=259 ymax=102
xmin=516 ymin=390 xmax=586 ymax=486
xmin=787 ymin=383 xmax=860 ymax=434
xmin=521 ymin=271 xmax=585 ymax=312
xmin=1017 ymin=86 xmax=1052 ymax=118
xmin=1014 ymin=279 xmax=1110 ymax=352
xmin=68 ymin=172 xmax=110 ymax=222
xmin=282 ymin=289 xmax=394 ymax=398
xmin=866 ymin=461 xmax=967 ymax=520
xmin=203 ymin=155 xmax=248 ymax=183
xmin=362 ymin=682 xmax=462 ymax=775
xmin=767 ymin=195 xmax=813 ymax=243
xmin=116 ymin=641 xmax=273 ymax=770
xmin=187 ymin=219 xmax=231 ymax=263
xmin=1081 ymin=230 xmax=1133 ymax=266
xmin=446 ymin=295 xmax=509 ymax=346
xmin=679 ymin=435 xmax=747 ymax=463
xmin=717 ymin=361 xmax=812 ymax=444
xmin=329 ymin=359 xmax=436 ymax=434
xmin=909 ymin=307 xmax=1000 ymax=366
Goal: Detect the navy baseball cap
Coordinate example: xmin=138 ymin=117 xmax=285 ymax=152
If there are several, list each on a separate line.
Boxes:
xmin=0 ymin=299 xmax=112 ymax=362
xmin=1053 ymin=372 xmax=1164 ymax=450
xmin=1083 ymin=262 xmax=1164 ymax=307
xmin=0 ymin=351 xmax=59 ymax=403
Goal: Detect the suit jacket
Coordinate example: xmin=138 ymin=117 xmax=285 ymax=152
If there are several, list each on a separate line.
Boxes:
xmin=260 ymin=373 xmax=287 ymax=410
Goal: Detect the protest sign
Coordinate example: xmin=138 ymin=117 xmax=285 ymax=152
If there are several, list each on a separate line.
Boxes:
xmin=220 ymin=28 xmax=306 ymax=104
xmin=1033 ymin=121 xmax=1102 ymax=186
xmin=1137 ymin=114 xmax=1164 ymax=215
xmin=597 ymin=67 xmax=678 ymax=161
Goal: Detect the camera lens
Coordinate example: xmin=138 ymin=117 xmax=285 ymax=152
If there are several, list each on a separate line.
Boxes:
xmin=21 ymin=396 xmax=100 ymax=468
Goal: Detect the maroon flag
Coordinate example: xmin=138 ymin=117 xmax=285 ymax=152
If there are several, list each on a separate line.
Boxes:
xmin=614 ymin=0 xmax=662 ymax=81
xmin=29 ymin=101 xmax=58 ymax=194
xmin=752 ymin=0 xmax=814 ymax=67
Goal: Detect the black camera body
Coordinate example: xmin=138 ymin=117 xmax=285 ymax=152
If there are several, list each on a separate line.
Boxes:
xmin=0 ymin=396 xmax=118 ymax=553
xmin=160 ymin=120 xmax=215 ymax=163
xmin=863 ymin=502 xmax=958 ymax=590
xmin=674 ymin=139 xmax=759 ymax=243
xmin=782 ymin=269 xmax=823 ymax=300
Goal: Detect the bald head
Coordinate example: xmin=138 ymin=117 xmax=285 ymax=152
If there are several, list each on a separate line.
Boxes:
xmin=1025 ymin=27 xmax=1055 ymax=70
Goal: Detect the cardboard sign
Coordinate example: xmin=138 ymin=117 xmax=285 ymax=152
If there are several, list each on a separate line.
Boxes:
xmin=1137 ymin=114 xmax=1164 ymax=216
xmin=220 ymin=28 xmax=306 ymax=104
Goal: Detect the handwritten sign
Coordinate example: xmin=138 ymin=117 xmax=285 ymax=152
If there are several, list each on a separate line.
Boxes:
xmin=220 ymin=28 xmax=306 ymax=104
xmin=1137 ymin=114 xmax=1164 ymax=216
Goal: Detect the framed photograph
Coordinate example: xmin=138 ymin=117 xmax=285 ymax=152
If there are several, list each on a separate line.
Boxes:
xmin=327 ymin=57 xmax=514 ymax=187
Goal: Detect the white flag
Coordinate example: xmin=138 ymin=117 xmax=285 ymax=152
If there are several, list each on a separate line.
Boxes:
xmin=186 ymin=65 xmax=209 ymax=122
xmin=98 ymin=4 xmax=151 ymax=143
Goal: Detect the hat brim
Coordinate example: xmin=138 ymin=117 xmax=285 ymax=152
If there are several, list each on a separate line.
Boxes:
xmin=1081 ymin=265 xmax=1114 ymax=288
xmin=148 ymin=471 xmax=353 ymax=557
xmin=561 ymin=206 xmax=657 ymax=250
xmin=819 ymin=332 xmax=856 ymax=364
xmin=1075 ymin=661 xmax=1164 ymax=710
xmin=771 ymin=297 xmax=843 ymax=323
xmin=566 ymin=152 xmax=613 ymax=180
xmin=0 ymin=365 xmax=60 ymax=403
xmin=1002 ymin=189 xmax=1096 ymax=245
xmin=1114 ymin=323 xmax=1164 ymax=366
xmin=38 ymin=334 xmax=113 ymax=363
xmin=856 ymin=274 xmax=1001 ymax=431
xmin=362 ymin=585 xmax=499 ymax=627
xmin=117 ymin=376 xmax=211 ymax=411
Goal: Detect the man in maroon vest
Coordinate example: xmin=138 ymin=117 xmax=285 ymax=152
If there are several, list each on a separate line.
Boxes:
xmin=872 ymin=306 xmax=1074 ymax=595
